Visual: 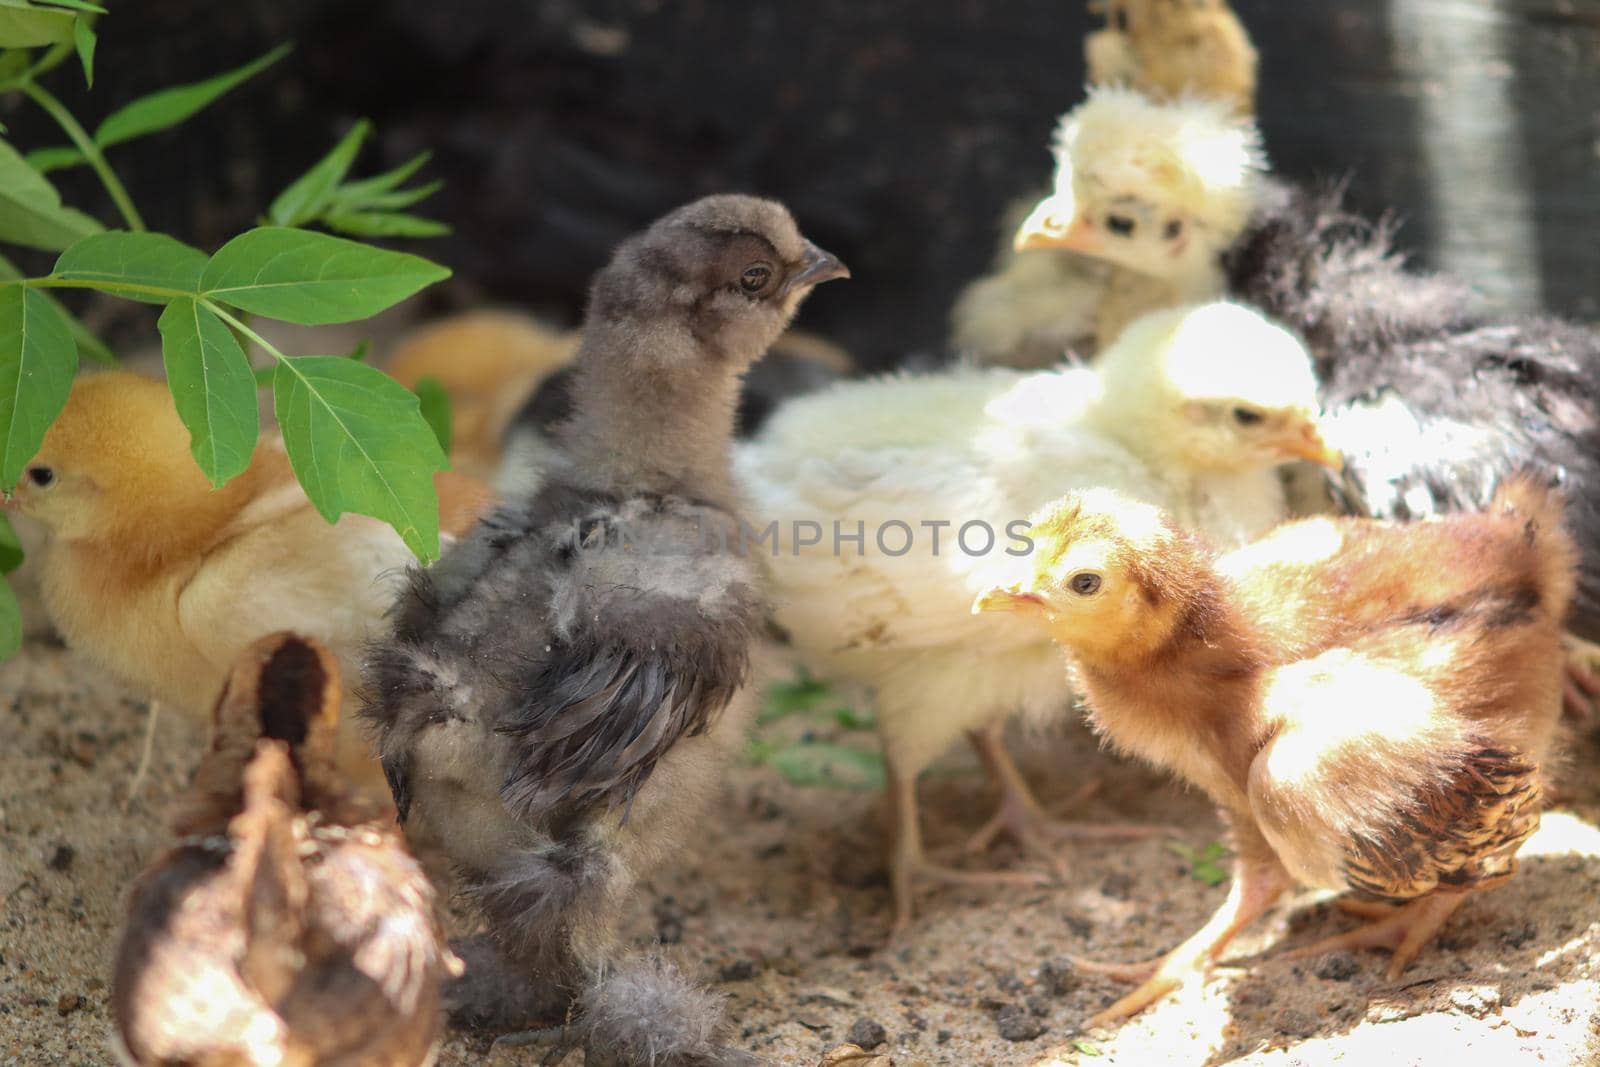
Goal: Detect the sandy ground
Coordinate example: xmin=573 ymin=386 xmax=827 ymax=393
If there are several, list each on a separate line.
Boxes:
xmin=4 ymin=637 xmax=1600 ymax=1067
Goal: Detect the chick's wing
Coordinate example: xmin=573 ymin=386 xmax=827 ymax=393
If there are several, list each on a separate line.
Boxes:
xmin=496 ymin=498 xmax=763 ymax=816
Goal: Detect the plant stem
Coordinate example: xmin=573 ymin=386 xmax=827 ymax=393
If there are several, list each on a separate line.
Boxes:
xmin=18 ymin=80 xmax=146 ymax=232
xmin=12 ymin=277 xmax=189 ymax=301
xmin=208 ymin=302 xmax=288 ymax=363
xmin=0 ymin=41 xmax=74 ymax=94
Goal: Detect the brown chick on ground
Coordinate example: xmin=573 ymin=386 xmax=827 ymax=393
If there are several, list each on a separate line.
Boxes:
xmin=384 ymin=310 xmax=579 ymax=483
xmin=1086 ymin=0 xmax=1258 ymax=116
xmin=113 ymin=632 xmax=460 ymax=1066
xmin=975 ymin=475 xmax=1573 ymax=1026
xmin=3 ymin=371 xmax=492 ymax=793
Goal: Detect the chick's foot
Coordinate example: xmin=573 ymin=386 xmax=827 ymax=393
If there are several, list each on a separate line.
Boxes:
xmin=963 ymin=726 xmax=1169 ymax=880
xmin=444 ymin=936 xmax=569 ymax=1031
xmin=1282 ymin=892 xmax=1468 ymax=980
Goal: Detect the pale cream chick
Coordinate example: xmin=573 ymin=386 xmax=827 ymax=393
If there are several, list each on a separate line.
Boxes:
xmin=1086 ymin=0 xmax=1258 ymax=116
xmin=737 ymin=301 xmax=1336 ymax=929
xmin=7 ymin=372 xmax=491 ymax=790
xmin=1015 ymin=87 xmax=1264 ymax=349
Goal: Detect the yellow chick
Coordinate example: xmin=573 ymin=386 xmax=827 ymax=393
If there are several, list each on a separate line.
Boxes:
xmin=5 ymin=371 xmax=492 ymax=790
xmin=1086 ymin=0 xmax=1258 ymax=116
xmin=1014 ymin=86 xmax=1264 ymax=350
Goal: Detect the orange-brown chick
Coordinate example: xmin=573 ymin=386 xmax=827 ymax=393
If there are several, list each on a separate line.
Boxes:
xmin=384 ymin=309 xmax=579 ymax=482
xmin=975 ymin=477 xmax=1573 ymax=1025
xmin=113 ymin=633 xmax=459 ymax=1067
xmin=5 ymin=371 xmax=491 ymax=790
xmin=1086 ymin=0 xmax=1258 ymax=116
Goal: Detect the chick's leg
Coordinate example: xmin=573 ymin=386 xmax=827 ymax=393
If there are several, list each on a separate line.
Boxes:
xmin=886 ymin=751 xmax=1045 ymax=935
xmin=962 ymin=722 xmax=1169 ymax=875
xmin=1281 ymin=891 xmax=1468 ymax=980
xmin=1072 ymin=856 xmax=1291 ymax=1028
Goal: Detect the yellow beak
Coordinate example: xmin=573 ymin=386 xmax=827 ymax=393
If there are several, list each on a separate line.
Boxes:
xmin=1013 ymin=197 xmax=1099 ymax=255
xmin=971 ymin=584 xmax=1042 ymax=615
xmin=1278 ymin=422 xmax=1343 ymax=470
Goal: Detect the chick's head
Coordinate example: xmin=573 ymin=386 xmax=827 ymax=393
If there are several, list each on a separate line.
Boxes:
xmin=1091 ymin=303 xmax=1339 ymax=473
xmin=589 ymin=194 xmax=848 ymax=375
xmin=9 ymin=372 xmax=255 ymax=550
xmin=1015 ymin=87 xmax=1262 ymax=281
xmin=973 ymin=488 xmax=1196 ymax=658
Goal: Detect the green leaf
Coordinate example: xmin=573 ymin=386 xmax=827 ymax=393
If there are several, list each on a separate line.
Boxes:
xmin=832 ymin=706 xmax=875 ymax=731
xmin=200 ymin=227 xmax=450 ymax=325
xmin=334 ymin=177 xmax=442 ymax=213
xmin=92 ymin=43 xmax=292 ymax=150
xmin=329 ymin=151 xmax=433 ymax=205
xmin=71 ymin=14 xmax=92 ymax=86
xmin=0 ymin=4 xmax=72 ymax=48
xmin=0 ymin=576 xmax=20 ymax=659
xmin=759 ymin=669 xmax=839 ymax=724
xmin=157 ymin=298 xmax=258 ymax=486
xmin=767 ymin=741 xmax=885 ymax=790
xmin=0 ymin=512 xmax=22 ymax=573
xmin=0 ymin=138 xmax=104 ymax=252
xmin=267 ymin=119 xmax=371 ymax=228
xmin=23 ymin=146 xmax=85 ymax=174
xmin=320 ymin=210 xmax=449 ymax=239
xmin=413 ymin=375 xmax=451 ymax=453
xmin=53 ymin=231 xmax=206 ymax=302
xmin=271 ymin=354 xmax=448 ymax=560
xmin=0 ymin=250 xmax=113 ymax=364
xmin=0 ymin=285 xmax=76 ymax=491
xmin=24 ymin=0 xmax=108 ymax=13
xmin=1072 ymin=1040 xmax=1103 ymax=1057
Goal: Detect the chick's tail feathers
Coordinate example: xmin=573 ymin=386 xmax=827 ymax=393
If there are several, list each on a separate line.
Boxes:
xmin=578 ymin=957 xmax=753 ymax=1067
xmin=1490 ymin=472 xmax=1579 ymax=627
xmin=231 ymin=741 xmax=309 ymax=1006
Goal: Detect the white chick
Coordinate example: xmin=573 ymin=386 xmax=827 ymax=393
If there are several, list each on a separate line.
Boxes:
xmin=736 ymin=302 xmax=1336 ymax=929
xmin=1014 ymin=86 xmax=1264 ymax=350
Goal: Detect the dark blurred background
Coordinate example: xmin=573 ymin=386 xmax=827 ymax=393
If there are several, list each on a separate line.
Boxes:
xmin=5 ymin=0 xmax=1597 ymax=369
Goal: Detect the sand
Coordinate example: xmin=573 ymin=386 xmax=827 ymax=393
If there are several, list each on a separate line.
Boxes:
xmin=4 ymin=639 xmax=1600 ymax=1067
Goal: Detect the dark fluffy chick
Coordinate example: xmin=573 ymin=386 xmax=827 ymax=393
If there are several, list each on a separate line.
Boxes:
xmin=363 ymin=195 xmax=847 ymax=1066
xmin=113 ymin=633 xmax=458 ymax=1067
xmin=1225 ymin=178 xmax=1600 ymax=647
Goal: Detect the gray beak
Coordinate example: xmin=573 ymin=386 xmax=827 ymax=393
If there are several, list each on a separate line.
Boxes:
xmin=781 ymin=241 xmax=850 ymax=296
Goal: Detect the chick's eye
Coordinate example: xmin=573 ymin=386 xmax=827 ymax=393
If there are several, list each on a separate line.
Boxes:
xmin=1164 ymin=219 xmax=1184 ymax=240
xmin=1106 ymin=214 xmax=1136 ymax=237
xmin=739 ymin=264 xmax=772 ymax=293
xmin=1232 ymin=407 xmax=1265 ymax=427
xmin=25 ymin=465 xmax=55 ymax=488
xmin=1069 ymin=572 xmax=1102 ymax=596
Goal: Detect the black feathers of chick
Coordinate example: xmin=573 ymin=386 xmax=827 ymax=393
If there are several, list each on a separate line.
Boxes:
xmin=1225 ymin=178 xmax=1600 ymax=641
xmin=363 ymin=194 xmax=847 ymax=1067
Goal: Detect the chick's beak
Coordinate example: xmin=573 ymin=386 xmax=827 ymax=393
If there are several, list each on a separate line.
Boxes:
xmin=1278 ymin=421 xmax=1343 ymax=469
xmin=972 ymin=583 xmax=1043 ymax=615
xmin=781 ymin=241 xmax=850 ymax=296
xmin=1014 ymin=198 xmax=1098 ymax=254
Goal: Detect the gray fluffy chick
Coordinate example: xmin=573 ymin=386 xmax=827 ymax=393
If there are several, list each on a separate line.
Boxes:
xmin=363 ymin=194 xmax=848 ymax=1066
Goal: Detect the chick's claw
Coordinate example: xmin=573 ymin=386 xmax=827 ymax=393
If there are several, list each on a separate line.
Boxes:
xmin=1282 ymin=892 xmax=1469 ymax=980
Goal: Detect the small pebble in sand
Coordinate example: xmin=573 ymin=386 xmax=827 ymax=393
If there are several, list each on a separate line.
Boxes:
xmin=56 ymin=993 xmax=82 ymax=1016
xmin=994 ymin=1004 xmax=1044 ymax=1042
xmin=846 ymin=1016 xmax=887 ymax=1049
xmin=1038 ymin=958 xmax=1077 ymax=997
xmin=1313 ymin=952 xmax=1362 ymax=982
xmin=47 ymin=845 xmax=74 ymax=872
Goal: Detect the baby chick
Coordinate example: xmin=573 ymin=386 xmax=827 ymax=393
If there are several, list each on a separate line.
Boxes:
xmin=1014 ymin=88 xmax=1600 ymax=709
xmin=364 ymin=195 xmax=847 ymax=1065
xmin=113 ymin=632 xmax=458 ymax=1066
xmin=4 ymin=371 xmax=491 ymax=790
xmin=736 ymin=301 xmax=1337 ymax=929
xmin=976 ymin=477 xmax=1572 ymax=1024
xmin=1014 ymin=86 xmax=1263 ymax=350
xmin=1086 ymin=0 xmax=1258 ymax=115
xmin=385 ymin=309 xmax=580 ymax=483
xmin=950 ymin=196 xmax=1111 ymax=368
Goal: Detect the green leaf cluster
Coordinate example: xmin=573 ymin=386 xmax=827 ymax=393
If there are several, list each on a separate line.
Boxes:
xmin=0 ymin=10 xmax=456 ymax=656
xmin=750 ymin=670 xmax=885 ymax=790
xmin=1165 ymin=840 xmax=1232 ymax=886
